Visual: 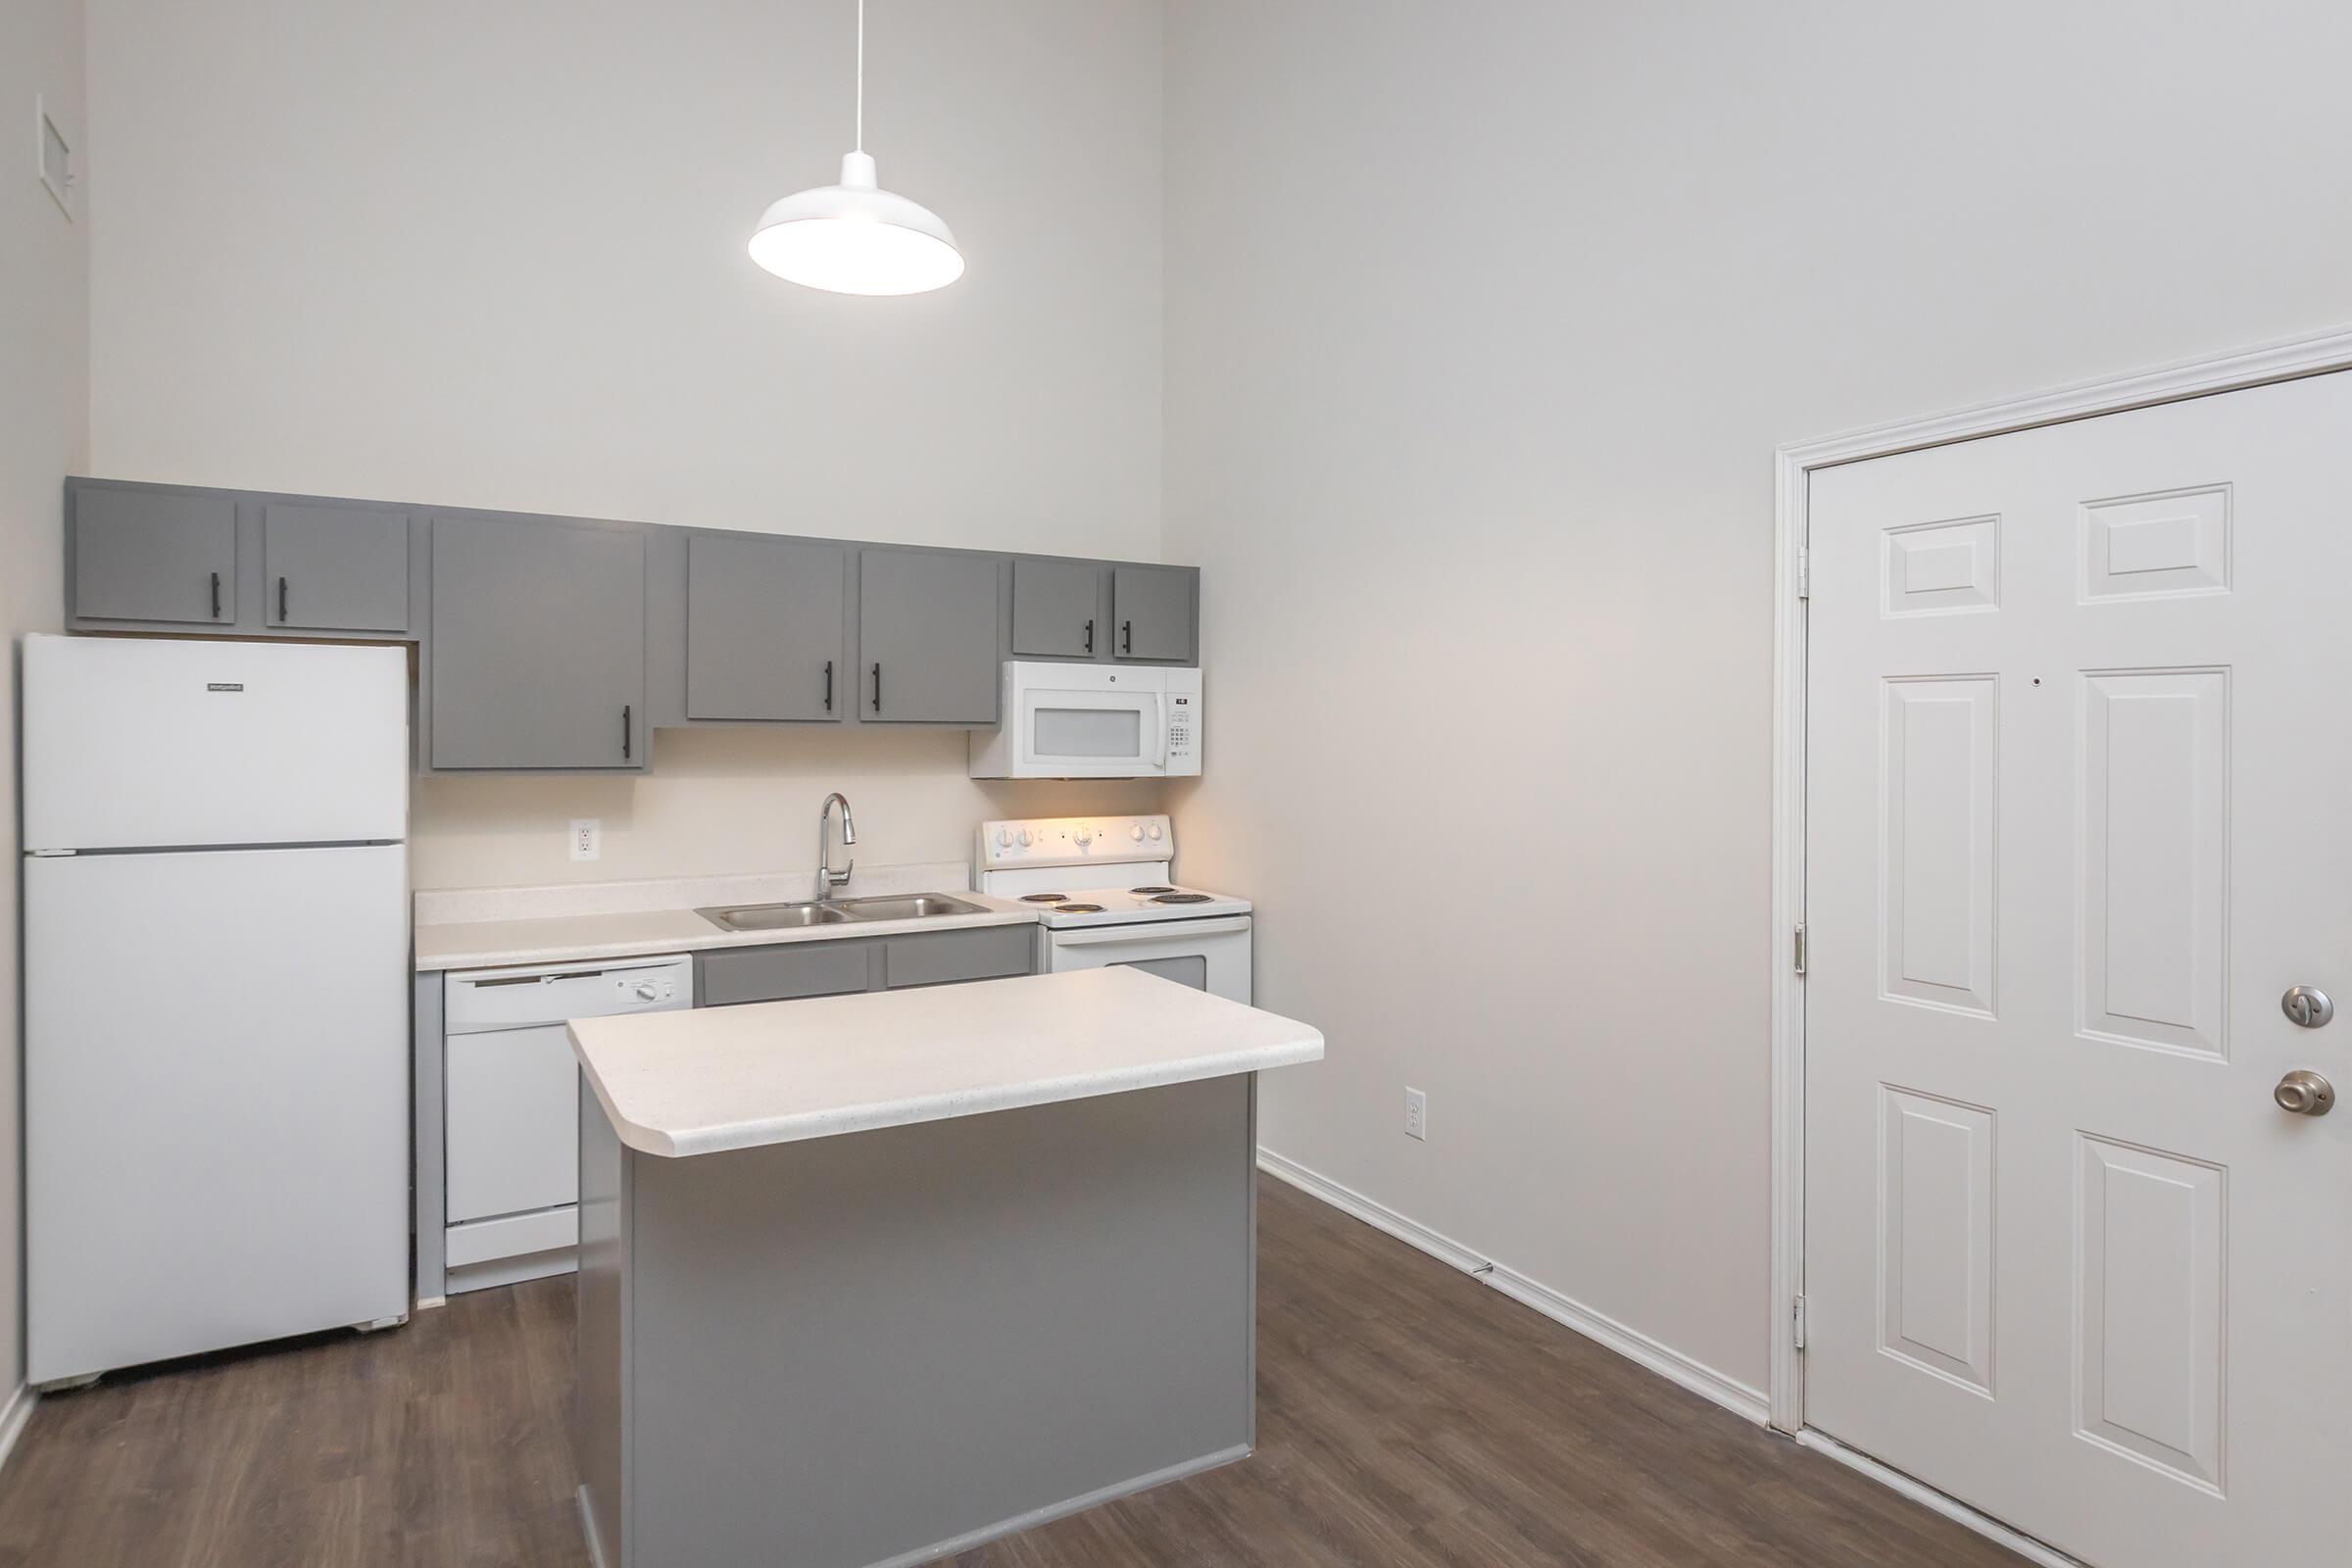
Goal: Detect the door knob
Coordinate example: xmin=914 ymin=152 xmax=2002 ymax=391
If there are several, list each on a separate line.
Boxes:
xmin=2281 ymin=986 xmax=2333 ymax=1027
xmin=2275 ymin=1070 xmax=2334 ymax=1117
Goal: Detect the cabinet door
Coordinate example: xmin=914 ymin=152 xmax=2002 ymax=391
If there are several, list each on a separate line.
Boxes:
xmin=73 ymin=487 xmax=237 ymax=625
xmin=264 ymin=503 xmax=411 ymax=633
xmin=431 ymin=514 xmax=647 ymax=769
xmin=1112 ymin=565 xmax=1195 ymax=662
xmin=1009 ymin=559 xmax=1102 ymax=659
xmin=445 ymin=1024 xmax=579 ymax=1223
xmin=858 ymin=548 xmax=1002 ymax=724
xmin=686 ymin=534 xmax=845 ymax=721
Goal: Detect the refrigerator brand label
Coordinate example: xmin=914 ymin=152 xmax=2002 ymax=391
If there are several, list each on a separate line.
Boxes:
xmin=206 ymin=682 xmax=245 ymax=692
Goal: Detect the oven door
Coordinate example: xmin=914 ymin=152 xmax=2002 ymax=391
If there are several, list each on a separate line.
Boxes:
xmin=1016 ymin=683 xmax=1165 ymax=778
xmin=1044 ymin=915 xmax=1252 ymax=1004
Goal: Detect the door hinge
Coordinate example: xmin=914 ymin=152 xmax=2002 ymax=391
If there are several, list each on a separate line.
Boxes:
xmin=1796 ymin=546 xmax=1810 ymax=599
xmin=1792 ymin=1294 xmax=1808 ymax=1349
xmin=1792 ymin=922 xmax=1807 ymax=975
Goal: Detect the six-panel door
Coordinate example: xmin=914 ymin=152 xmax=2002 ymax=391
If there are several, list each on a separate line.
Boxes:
xmin=263 ymin=503 xmax=411 ymax=633
xmin=857 ymin=547 xmax=1002 ymax=724
xmin=686 ymin=533 xmax=846 ymax=721
xmin=1803 ymin=370 xmax=2352 ymax=1568
xmin=1113 ymin=564 xmax=1195 ymax=661
xmin=72 ymin=486 xmax=237 ymax=625
xmin=430 ymin=514 xmax=647 ymax=769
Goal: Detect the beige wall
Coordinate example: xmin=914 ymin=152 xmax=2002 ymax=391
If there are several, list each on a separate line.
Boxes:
xmin=1 ymin=0 xmax=88 ymax=1402
xmin=1161 ymin=0 xmax=2352 ymax=1396
xmin=413 ymin=726 xmax=1166 ymax=890
xmin=81 ymin=0 xmax=1170 ymax=888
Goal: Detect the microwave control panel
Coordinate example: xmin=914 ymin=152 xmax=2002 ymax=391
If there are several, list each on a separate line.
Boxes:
xmin=1166 ymin=692 xmax=1199 ymax=770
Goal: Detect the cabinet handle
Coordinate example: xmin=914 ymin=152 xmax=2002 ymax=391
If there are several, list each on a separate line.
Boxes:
xmin=823 ymin=660 xmax=834 ymax=711
xmin=1121 ymin=619 xmax=1133 ymax=654
xmin=277 ymin=576 xmax=288 ymax=623
xmin=871 ymin=662 xmax=882 ymax=713
xmin=621 ymin=705 xmax=632 ymax=760
xmin=1084 ymin=617 xmax=1095 ymax=655
xmin=210 ymin=571 xmax=222 ymax=619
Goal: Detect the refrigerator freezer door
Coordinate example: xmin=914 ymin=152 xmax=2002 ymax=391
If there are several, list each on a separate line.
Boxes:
xmin=26 ymin=845 xmax=411 ymax=1383
xmin=22 ymin=633 xmax=409 ymax=851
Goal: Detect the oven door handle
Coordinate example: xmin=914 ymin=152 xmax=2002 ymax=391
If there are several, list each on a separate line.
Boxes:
xmin=1047 ymin=914 xmax=1252 ymax=947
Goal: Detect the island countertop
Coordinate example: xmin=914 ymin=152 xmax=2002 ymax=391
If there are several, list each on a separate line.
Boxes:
xmin=567 ymin=966 xmax=1325 ymax=1157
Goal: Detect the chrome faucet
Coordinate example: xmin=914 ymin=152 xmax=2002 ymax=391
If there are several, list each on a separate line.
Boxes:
xmin=816 ymin=792 xmax=857 ymax=901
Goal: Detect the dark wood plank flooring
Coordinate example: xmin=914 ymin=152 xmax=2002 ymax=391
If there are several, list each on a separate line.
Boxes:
xmin=0 ymin=1179 xmax=2022 ymax=1567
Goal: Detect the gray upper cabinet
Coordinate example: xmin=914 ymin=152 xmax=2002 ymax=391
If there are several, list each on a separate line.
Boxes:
xmin=1113 ymin=565 xmax=1195 ymax=662
xmin=72 ymin=486 xmax=237 ymax=625
xmin=431 ymin=514 xmax=647 ymax=770
xmin=686 ymin=534 xmax=845 ymax=722
xmin=263 ymin=503 xmax=411 ymax=633
xmin=857 ymin=548 xmax=1001 ymax=724
xmin=1009 ymin=559 xmax=1102 ymax=659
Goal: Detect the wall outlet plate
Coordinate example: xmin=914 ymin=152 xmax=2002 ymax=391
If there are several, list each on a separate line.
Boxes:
xmin=1404 ymin=1087 xmax=1427 ymax=1142
xmin=569 ymin=818 xmax=601 ymax=862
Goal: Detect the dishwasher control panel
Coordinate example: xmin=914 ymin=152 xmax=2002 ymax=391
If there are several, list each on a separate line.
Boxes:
xmin=445 ymin=954 xmax=695 ymax=1033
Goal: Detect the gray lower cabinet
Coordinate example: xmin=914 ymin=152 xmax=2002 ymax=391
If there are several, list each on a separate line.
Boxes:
xmin=263 ymin=503 xmax=411 ymax=633
xmin=858 ymin=547 xmax=1002 ymax=724
xmin=71 ymin=486 xmax=238 ymax=626
xmin=1009 ymin=558 xmax=1102 ymax=659
xmin=430 ymin=514 xmax=647 ymax=770
xmin=695 ymin=924 xmax=1035 ymax=1007
xmin=1113 ymin=564 xmax=1196 ymax=662
xmin=686 ymin=533 xmax=845 ymax=721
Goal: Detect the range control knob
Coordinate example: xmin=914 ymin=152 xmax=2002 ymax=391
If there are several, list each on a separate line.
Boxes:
xmin=1148 ymin=822 xmax=1163 ymax=841
xmin=1074 ymin=827 xmax=1094 ymax=848
xmin=1017 ymin=828 xmax=1032 ymax=847
xmin=1130 ymin=824 xmax=1145 ymax=841
xmin=995 ymin=827 xmax=1011 ymax=850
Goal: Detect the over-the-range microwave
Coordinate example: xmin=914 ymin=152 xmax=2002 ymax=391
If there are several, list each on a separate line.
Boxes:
xmin=968 ymin=662 xmax=1201 ymax=779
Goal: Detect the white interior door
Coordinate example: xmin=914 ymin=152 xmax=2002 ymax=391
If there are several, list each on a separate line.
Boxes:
xmin=1804 ymin=370 xmax=2351 ymax=1566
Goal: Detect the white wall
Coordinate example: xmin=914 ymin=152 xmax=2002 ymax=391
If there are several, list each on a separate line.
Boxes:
xmin=1 ymin=0 xmax=88 ymax=1404
xmin=1162 ymin=0 xmax=2352 ymax=1394
xmin=83 ymin=0 xmax=1168 ymax=890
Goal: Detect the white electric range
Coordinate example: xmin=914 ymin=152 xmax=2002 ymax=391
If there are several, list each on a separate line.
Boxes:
xmin=974 ymin=814 xmax=1252 ymax=1003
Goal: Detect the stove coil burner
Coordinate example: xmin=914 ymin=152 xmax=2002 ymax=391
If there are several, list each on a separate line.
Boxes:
xmin=1151 ymin=893 xmax=1214 ymax=905
xmin=1129 ymin=885 xmax=1177 ymax=895
xmin=1019 ymin=893 xmax=1069 ymax=904
xmin=1053 ymin=903 xmax=1105 ymax=913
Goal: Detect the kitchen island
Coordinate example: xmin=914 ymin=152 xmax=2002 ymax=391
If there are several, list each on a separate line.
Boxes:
xmin=567 ymin=965 xmax=1323 ymax=1568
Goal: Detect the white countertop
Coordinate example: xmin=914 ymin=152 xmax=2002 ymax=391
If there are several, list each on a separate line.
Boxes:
xmin=567 ymin=966 xmax=1325 ymax=1158
xmin=413 ymin=865 xmax=1039 ymax=971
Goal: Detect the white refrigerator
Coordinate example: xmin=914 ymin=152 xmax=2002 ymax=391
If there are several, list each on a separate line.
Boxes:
xmin=24 ymin=633 xmax=412 ymax=1386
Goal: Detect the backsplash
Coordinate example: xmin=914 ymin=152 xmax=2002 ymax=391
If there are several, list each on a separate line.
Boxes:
xmin=409 ymin=725 xmax=1168 ymax=890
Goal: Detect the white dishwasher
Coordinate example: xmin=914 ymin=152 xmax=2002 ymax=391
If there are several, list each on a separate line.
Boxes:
xmin=441 ymin=955 xmax=692 ymax=1294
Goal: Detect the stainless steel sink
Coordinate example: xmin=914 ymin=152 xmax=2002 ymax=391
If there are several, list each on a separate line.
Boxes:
xmin=831 ymin=893 xmax=985 ymax=921
xmin=696 ymin=893 xmax=984 ymax=932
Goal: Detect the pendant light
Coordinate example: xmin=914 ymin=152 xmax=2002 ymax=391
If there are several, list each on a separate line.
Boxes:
xmin=749 ymin=0 xmax=964 ymax=296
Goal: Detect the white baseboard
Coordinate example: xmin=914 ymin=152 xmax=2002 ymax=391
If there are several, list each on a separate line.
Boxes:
xmin=0 ymin=1384 xmax=38 ymax=1476
xmin=1795 ymin=1432 xmax=2087 ymax=1568
xmin=1255 ymin=1148 xmax=1770 ymax=1426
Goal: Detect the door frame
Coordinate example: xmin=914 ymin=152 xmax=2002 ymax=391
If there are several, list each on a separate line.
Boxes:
xmin=1768 ymin=323 xmax=2352 ymax=1438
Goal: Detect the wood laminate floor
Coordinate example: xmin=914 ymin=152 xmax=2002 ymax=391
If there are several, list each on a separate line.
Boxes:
xmin=0 ymin=1179 xmax=2023 ymax=1567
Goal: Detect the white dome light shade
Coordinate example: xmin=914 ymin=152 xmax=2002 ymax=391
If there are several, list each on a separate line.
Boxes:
xmin=750 ymin=152 xmax=963 ymax=296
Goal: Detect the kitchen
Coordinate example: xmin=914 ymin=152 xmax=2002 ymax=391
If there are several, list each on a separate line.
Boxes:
xmin=3 ymin=3 xmax=2349 ymax=1567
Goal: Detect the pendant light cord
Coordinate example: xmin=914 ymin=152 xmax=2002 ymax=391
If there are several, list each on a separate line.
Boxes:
xmin=854 ymin=0 xmax=865 ymax=152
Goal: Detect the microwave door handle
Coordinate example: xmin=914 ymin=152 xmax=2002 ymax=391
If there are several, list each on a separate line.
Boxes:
xmin=1151 ymin=693 xmax=1168 ymax=767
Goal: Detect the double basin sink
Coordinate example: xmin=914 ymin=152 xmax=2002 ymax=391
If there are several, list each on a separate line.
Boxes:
xmin=696 ymin=893 xmax=987 ymax=933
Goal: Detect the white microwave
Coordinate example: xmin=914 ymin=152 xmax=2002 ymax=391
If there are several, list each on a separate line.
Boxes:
xmin=968 ymin=662 xmax=1201 ymax=779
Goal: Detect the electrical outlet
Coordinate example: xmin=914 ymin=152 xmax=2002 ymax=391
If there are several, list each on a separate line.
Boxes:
xmin=569 ymin=818 xmax=602 ymax=862
xmin=1404 ymin=1087 xmax=1427 ymax=1142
